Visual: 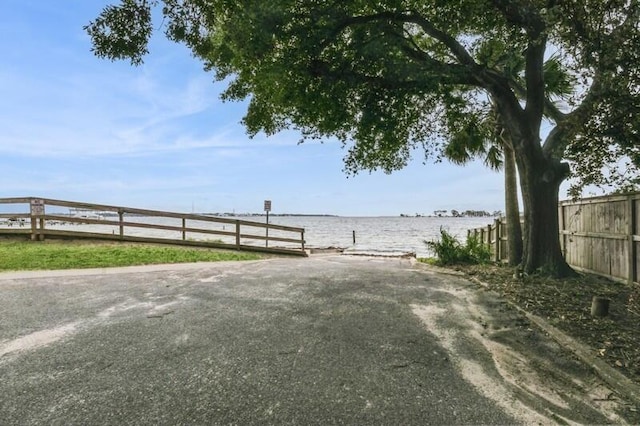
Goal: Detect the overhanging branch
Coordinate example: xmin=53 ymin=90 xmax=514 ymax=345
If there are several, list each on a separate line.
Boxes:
xmin=543 ymin=73 xmax=604 ymax=156
xmin=316 ymin=10 xmax=485 ymax=89
xmin=309 ymin=58 xmax=479 ymax=88
xmin=328 ymin=10 xmax=478 ymax=68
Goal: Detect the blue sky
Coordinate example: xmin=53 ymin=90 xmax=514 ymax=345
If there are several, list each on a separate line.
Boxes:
xmin=0 ymin=2 xmax=528 ymax=216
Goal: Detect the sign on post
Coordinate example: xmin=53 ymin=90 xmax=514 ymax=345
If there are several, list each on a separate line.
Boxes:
xmin=264 ymin=200 xmax=271 ymax=247
xmin=30 ymin=199 xmax=45 ymax=216
xmin=29 ymin=199 xmax=45 ymax=241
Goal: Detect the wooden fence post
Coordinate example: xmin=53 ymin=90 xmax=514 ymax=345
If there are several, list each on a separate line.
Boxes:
xmin=493 ymin=218 xmax=501 ymax=262
xmin=30 ymin=205 xmax=37 ymax=241
xmin=487 ymin=224 xmax=492 ymax=249
xmin=559 ymin=202 xmax=566 ymax=256
xmin=500 ymin=219 xmax=506 ymax=262
xmin=628 ymin=195 xmax=637 ymax=285
xmin=118 ymin=209 xmax=124 ymax=240
xmin=236 ymin=221 xmax=241 ymax=249
xmin=182 ymin=218 xmax=186 ymax=241
xmin=39 ymin=217 xmax=45 ymax=241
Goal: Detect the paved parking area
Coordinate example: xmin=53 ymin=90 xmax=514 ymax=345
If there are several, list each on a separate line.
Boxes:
xmin=0 ymin=256 xmax=633 ymax=424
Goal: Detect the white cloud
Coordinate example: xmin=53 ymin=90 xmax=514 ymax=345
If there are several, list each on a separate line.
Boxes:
xmin=0 ymin=69 xmax=224 ymax=157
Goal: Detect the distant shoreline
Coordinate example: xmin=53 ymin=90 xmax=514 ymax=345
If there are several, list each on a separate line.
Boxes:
xmin=10 ymin=212 xmax=500 ymax=219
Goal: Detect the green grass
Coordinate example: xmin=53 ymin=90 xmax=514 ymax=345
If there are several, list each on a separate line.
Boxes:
xmin=417 ymin=257 xmax=439 ymax=265
xmin=0 ymin=240 xmax=262 ymax=271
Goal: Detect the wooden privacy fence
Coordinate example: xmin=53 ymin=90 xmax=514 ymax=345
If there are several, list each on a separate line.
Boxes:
xmin=0 ymin=197 xmax=307 ymax=257
xmin=468 ymin=192 xmax=639 ymax=285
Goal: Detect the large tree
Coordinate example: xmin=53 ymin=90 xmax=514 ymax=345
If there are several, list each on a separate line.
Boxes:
xmin=444 ymin=54 xmax=574 ymax=266
xmin=86 ymin=0 xmax=640 ymax=276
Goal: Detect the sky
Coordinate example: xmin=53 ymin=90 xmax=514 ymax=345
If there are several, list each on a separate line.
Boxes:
xmin=0 ymin=2 xmax=566 ymax=216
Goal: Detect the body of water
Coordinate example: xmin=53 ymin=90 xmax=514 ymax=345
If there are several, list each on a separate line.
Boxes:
xmin=0 ymin=215 xmax=494 ymax=258
xmin=269 ymin=216 xmax=493 ymax=257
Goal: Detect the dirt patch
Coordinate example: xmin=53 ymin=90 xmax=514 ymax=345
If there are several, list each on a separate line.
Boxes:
xmin=410 ymin=278 xmax=631 ymax=424
xmin=454 ymin=263 xmax=640 ymax=385
xmin=0 ymin=322 xmax=79 ymax=358
xmin=411 ymin=304 xmax=552 ymax=424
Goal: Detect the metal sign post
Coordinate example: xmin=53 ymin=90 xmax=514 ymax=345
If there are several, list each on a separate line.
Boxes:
xmin=264 ymin=200 xmax=271 ymax=247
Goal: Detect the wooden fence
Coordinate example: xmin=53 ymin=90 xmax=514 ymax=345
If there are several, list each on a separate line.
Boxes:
xmin=467 ymin=218 xmax=509 ymax=264
xmin=0 ymin=197 xmax=307 ymax=257
xmin=468 ymin=192 xmax=639 ymax=285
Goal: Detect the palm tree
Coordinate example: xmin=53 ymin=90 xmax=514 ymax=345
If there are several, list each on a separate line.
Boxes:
xmin=444 ymin=103 xmax=523 ymax=266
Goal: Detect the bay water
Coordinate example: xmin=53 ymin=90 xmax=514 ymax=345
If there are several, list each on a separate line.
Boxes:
xmin=1 ymin=215 xmax=494 ymax=258
xmin=269 ymin=216 xmax=494 ymax=257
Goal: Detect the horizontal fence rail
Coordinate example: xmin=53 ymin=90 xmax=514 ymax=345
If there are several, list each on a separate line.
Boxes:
xmin=468 ymin=192 xmax=639 ymax=285
xmin=0 ymin=197 xmax=307 ymax=257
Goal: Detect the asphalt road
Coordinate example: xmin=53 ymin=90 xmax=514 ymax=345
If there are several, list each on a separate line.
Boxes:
xmin=0 ymin=255 xmax=634 ymax=424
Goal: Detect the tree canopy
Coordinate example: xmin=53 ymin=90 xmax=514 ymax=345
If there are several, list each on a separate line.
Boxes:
xmin=87 ymin=0 xmax=638 ymax=192
xmin=86 ymin=0 xmax=640 ymax=275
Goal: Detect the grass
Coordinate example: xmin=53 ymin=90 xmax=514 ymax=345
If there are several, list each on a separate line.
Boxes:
xmin=0 ymin=240 xmax=262 ymax=271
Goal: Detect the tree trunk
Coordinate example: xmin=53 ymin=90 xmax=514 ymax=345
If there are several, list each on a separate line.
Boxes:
xmin=518 ymin=157 xmax=576 ymax=277
xmin=503 ymin=144 xmax=523 ymax=266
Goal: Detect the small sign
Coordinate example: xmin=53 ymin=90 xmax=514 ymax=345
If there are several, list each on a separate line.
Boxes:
xmin=30 ymin=199 xmax=45 ymax=216
xmin=264 ymin=200 xmax=272 ymax=212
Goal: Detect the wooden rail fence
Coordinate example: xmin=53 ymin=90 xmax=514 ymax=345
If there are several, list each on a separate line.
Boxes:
xmin=468 ymin=192 xmax=640 ymax=285
xmin=467 ymin=218 xmax=509 ymax=264
xmin=0 ymin=197 xmax=307 ymax=257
